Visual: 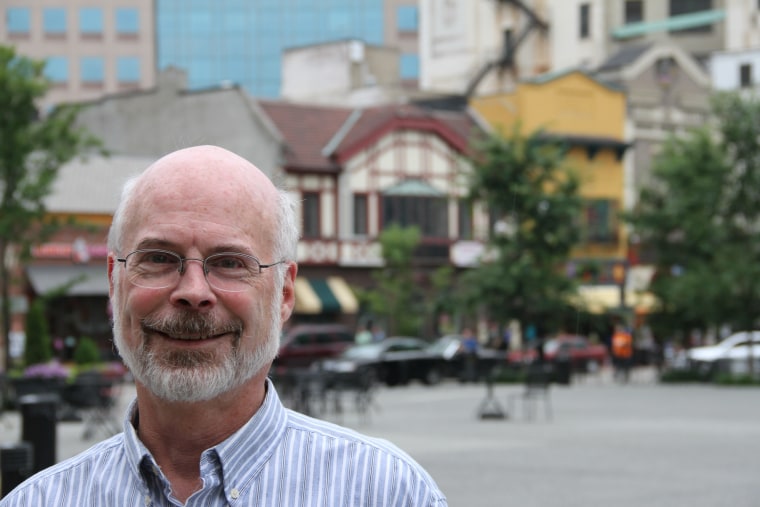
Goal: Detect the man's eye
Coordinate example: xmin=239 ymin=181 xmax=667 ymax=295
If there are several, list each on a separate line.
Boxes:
xmin=143 ymin=252 xmax=177 ymax=264
xmin=210 ymin=255 xmax=248 ymax=270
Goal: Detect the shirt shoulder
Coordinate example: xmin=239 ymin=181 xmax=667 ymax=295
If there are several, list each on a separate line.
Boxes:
xmin=0 ymin=435 xmax=140 ymax=506
xmin=282 ymin=409 xmax=447 ymax=505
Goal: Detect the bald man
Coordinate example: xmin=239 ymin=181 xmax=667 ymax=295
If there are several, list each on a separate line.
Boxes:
xmin=1 ymin=146 xmax=447 ymax=506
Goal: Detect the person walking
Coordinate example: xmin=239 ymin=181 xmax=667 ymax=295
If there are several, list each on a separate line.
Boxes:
xmin=0 ymin=146 xmax=446 ymax=506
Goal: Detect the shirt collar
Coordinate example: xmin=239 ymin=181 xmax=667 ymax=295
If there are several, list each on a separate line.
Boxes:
xmin=122 ymin=378 xmax=288 ymax=498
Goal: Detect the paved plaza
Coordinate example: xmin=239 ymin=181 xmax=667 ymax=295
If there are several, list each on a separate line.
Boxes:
xmin=2 ymin=367 xmax=759 ymax=506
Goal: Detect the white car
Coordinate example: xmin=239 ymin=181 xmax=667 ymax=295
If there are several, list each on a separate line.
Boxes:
xmin=687 ymin=331 xmax=760 ymax=377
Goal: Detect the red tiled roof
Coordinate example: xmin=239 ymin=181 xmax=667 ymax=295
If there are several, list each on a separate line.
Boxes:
xmin=258 ymin=101 xmax=353 ymax=172
xmin=259 ymin=101 xmax=481 ymax=171
xmin=331 ymin=104 xmax=481 ymax=162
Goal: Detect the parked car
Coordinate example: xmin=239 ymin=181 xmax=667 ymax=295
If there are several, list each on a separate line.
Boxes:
xmin=427 ymin=335 xmax=507 ymax=381
xmin=272 ymin=323 xmax=354 ymax=370
xmin=508 ymin=335 xmax=608 ymax=374
xmin=687 ymin=331 xmax=760 ymax=378
xmin=320 ymin=337 xmax=443 ymax=387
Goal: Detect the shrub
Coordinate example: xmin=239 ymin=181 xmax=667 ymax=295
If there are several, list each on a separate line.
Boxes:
xmin=73 ymin=336 xmax=101 ymax=365
xmin=24 ymin=299 xmax=52 ymax=366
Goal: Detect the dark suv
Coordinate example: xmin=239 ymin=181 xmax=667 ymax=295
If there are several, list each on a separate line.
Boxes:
xmin=272 ymin=323 xmax=354 ymax=370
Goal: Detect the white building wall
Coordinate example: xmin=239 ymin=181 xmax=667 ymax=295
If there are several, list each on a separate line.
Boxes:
xmin=419 ymin=0 xmax=551 ymax=95
xmin=724 ymin=0 xmax=760 ymax=50
xmin=710 ymin=48 xmax=760 ymax=90
xmin=549 ymin=0 xmax=608 ymax=71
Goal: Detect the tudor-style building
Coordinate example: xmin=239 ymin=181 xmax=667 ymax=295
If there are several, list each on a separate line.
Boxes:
xmin=259 ymin=101 xmax=487 ymax=327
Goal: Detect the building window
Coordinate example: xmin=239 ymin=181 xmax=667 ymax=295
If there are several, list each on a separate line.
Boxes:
xmin=397 ymin=5 xmax=418 ymax=33
xmin=458 ymin=199 xmax=473 ymax=240
xmin=302 ymin=192 xmax=320 ymax=238
xmin=582 ymin=199 xmax=618 ymax=244
xmin=655 ymin=57 xmax=678 ymax=86
xmin=624 ymin=1 xmax=644 ymax=24
xmin=79 ymin=7 xmax=103 ymax=36
xmin=353 ymin=194 xmax=368 ymax=236
xmin=740 ymin=63 xmax=753 ymax=88
xmin=669 ymin=0 xmax=712 ymax=15
xmin=400 ymin=53 xmax=420 ymax=80
xmin=382 ymin=195 xmax=448 ymax=239
xmin=80 ymin=56 xmax=104 ymax=84
xmin=43 ymin=8 xmax=67 ymax=35
xmin=44 ymin=57 xmax=68 ymax=84
xmin=579 ymin=3 xmax=591 ymax=39
xmin=115 ymin=8 xmax=139 ymax=35
xmin=669 ymin=0 xmax=712 ymax=33
xmin=117 ymin=57 xmax=140 ymax=83
xmin=6 ymin=7 xmax=31 ymax=35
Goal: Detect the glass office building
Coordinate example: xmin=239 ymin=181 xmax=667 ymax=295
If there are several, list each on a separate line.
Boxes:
xmin=156 ymin=0 xmax=385 ymax=98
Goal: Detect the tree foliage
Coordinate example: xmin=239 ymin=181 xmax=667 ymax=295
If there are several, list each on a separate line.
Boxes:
xmin=0 ymin=45 xmax=100 ymax=370
xmin=24 ymin=299 xmax=52 ymax=366
xmin=625 ymin=92 xmax=760 ymax=342
xmin=462 ymin=126 xmax=583 ymax=335
xmin=361 ymin=224 xmax=423 ymax=336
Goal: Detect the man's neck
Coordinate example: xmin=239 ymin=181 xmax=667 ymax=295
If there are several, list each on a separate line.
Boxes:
xmin=132 ymin=377 xmax=267 ymax=502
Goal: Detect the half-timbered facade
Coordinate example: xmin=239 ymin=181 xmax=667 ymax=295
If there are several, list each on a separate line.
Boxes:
xmin=259 ymin=101 xmax=486 ymax=324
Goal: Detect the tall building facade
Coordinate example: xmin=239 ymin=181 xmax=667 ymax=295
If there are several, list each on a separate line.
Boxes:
xmin=0 ymin=0 xmax=155 ymax=111
xmin=155 ymin=0 xmax=387 ymax=98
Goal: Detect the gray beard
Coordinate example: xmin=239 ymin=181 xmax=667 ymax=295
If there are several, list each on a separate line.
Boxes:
xmin=111 ymin=285 xmax=281 ymax=402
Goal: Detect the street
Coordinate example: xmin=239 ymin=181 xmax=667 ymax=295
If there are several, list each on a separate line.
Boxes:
xmin=2 ymin=367 xmax=759 ymax=506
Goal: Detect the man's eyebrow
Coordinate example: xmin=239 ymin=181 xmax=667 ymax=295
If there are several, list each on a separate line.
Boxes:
xmin=133 ymin=238 xmax=178 ymax=251
xmin=131 ymin=239 xmax=255 ymax=256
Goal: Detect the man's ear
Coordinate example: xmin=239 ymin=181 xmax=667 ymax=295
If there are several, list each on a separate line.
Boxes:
xmin=280 ymin=262 xmax=298 ymax=324
xmin=107 ymin=254 xmax=117 ymax=299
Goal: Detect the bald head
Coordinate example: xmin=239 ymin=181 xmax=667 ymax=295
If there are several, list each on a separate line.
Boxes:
xmin=108 ymin=145 xmax=298 ymax=262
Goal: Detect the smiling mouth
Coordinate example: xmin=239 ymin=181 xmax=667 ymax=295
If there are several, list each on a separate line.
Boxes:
xmin=146 ymin=327 xmax=227 ymax=342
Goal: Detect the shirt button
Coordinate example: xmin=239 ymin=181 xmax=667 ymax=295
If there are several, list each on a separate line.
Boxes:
xmin=231 ymin=488 xmax=240 ymax=499
xmin=144 ymin=495 xmax=151 ymax=506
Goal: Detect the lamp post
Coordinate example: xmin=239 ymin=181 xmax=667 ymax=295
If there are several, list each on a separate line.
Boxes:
xmin=613 ymin=262 xmax=627 ymax=309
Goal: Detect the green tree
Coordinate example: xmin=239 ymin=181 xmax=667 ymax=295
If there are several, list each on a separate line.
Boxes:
xmin=362 ymin=224 xmax=422 ymax=336
xmin=624 ymin=127 xmax=730 ymax=341
xmin=0 ymin=45 xmax=100 ymax=370
xmin=625 ymin=92 xmax=760 ymax=367
xmin=462 ymin=127 xmax=583 ymax=337
xmin=24 ymin=298 xmax=52 ymax=366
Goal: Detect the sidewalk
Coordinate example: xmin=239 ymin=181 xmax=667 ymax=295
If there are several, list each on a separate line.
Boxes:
xmin=2 ymin=368 xmax=759 ymax=507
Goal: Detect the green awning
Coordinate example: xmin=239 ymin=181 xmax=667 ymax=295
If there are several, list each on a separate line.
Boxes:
xmin=613 ymin=9 xmax=725 ymax=40
xmin=294 ymin=277 xmax=359 ymax=315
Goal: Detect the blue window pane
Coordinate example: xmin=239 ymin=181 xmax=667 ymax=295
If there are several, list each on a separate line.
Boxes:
xmin=43 ymin=8 xmax=67 ymax=34
xmin=79 ymin=8 xmax=103 ymax=34
xmin=7 ymin=7 xmax=31 ymax=33
xmin=45 ymin=57 xmax=68 ymax=82
xmin=117 ymin=57 xmax=140 ymax=82
xmin=397 ymin=6 xmax=418 ymax=32
xmin=400 ymin=53 xmax=419 ymax=79
xmin=115 ymin=8 xmax=139 ymax=34
xmin=81 ymin=57 xmax=104 ymax=82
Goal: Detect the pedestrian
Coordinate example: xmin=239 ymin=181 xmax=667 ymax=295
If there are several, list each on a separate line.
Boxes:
xmin=355 ymin=320 xmax=373 ymax=345
xmin=0 ymin=146 xmax=447 ymax=506
xmin=461 ymin=327 xmax=479 ymax=382
xmin=611 ymin=317 xmax=634 ymax=383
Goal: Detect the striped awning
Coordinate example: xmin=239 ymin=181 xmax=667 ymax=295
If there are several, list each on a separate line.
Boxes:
xmin=574 ymin=285 xmax=659 ymax=315
xmin=294 ymin=276 xmax=359 ymax=315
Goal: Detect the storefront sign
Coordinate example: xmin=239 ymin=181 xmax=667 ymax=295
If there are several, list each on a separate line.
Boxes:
xmin=31 ymin=242 xmax=108 ymax=260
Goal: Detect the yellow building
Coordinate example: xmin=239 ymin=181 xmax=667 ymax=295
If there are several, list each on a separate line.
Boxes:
xmin=471 ymin=69 xmax=635 ymax=311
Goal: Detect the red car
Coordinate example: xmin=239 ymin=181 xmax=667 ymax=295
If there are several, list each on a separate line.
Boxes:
xmin=509 ymin=335 xmax=609 ymax=373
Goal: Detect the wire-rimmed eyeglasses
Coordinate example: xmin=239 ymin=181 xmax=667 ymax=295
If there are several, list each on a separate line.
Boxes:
xmin=116 ymin=249 xmax=284 ymax=292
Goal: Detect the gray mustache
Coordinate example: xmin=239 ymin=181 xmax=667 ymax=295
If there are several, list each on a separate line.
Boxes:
xmin=142 ymin=312 xmax=243 ymax=338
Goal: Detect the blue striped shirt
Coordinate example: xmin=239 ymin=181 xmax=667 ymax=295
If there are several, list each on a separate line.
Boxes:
xmin=0 ymin=380 xmax=447 ymax=506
